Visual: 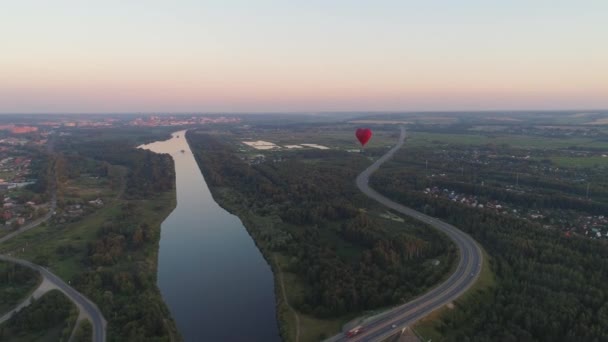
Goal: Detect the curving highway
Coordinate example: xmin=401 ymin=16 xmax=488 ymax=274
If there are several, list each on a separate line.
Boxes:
xmin=326 ymin=126 xmax=483 ymax=342
xmin=0 ymin=255 xmax=107 ymax=342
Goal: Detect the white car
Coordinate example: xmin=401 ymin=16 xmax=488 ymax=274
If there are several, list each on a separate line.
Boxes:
xmin=391 ymin=324 xmax=397 ymax=329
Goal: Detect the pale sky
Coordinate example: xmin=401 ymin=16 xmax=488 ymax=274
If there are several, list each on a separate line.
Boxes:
xmin=1 ymin=0 xmax=607 ymax=113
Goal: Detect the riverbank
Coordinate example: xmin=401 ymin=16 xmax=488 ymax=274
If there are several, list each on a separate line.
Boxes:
xmin=186 ymin=129 xmax=456 ymax=342
xmin=196 ymin=186 xmax=357 ymax=342
xmin=143 ymin=130 xmax=280 ymax=341
xmin=0 ymin=129 xmax=181 ymax=341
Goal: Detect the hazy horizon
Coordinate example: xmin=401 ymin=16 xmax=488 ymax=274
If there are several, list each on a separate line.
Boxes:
xmin=2 ymin=1 xmax=607 ymax=113
xmin=1 ymin=109 xmax=607 ymax=116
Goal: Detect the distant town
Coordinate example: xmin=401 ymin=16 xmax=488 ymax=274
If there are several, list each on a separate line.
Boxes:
xmin=0 ymin=115 xmax=239 ymax=130
xmin=0 ymin=114 xmax=240 ymax=231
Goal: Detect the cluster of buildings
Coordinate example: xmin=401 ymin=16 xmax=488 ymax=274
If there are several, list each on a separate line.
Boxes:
xmin=130 ymin=116 xmax=240 ymax=127
xmin=12 ymin=126 xmax=38 ymax=134
xmin=574 ymin=215 xmax=608 ymax=239
xmin=423 ymin=186 xmax=508 ymax=211
xmin=0 ymin=156 xmax=33 ymax=190
xmin=0 ymin=132 xmax=48 ymax=148
xmin=0 ymin=153 xmax=41 ymax=228
xmin=61 ymin=120 xmax=116 ymax=127
xmin=56 ymin=198 xmax=104 ymax=223
xmin=0 ymin=137 xmax=30 ymax=146
xmin=0 ymin=125 xmax=39 ymax=134
xmin=239 ymin=153 xmax=285 ymax=165
xmin=1 ymin=196 xmax=44 ymax=228
xmin=0 ymin=115 xmax=244 ymax=135
xmin=423 ymin=186 xmax=608 ymax=241
xmin=241 ymin=140 xmax=330 ymax=151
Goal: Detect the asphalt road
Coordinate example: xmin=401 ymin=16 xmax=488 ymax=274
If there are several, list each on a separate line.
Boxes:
xmin=326 ymin=126 xmax=483 ymax=342
xmin=0 ymin=255 xmax=107 ymax=342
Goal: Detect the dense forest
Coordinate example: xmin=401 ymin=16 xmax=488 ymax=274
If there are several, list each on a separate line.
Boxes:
xmin=372 ymin=152 xmax=608 ymax=341
xmin=56 ymin=137 xmax=174 ymax=199
xmin=72 ymin=319 xmax=93 ymax=342
xmin=0 ymin=261 xmax=40 ymax=313
xmin=0 ymin=290 xmax=76 ymax=341
xmin=187 ymin=130 xmax=455 ymax=319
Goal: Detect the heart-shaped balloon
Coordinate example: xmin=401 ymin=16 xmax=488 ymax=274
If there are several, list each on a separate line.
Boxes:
xmin=356 ymin=128 xmax=372 ymax=146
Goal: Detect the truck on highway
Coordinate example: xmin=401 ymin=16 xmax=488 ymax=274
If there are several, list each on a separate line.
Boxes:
xmin=346 ymin=326 xmax=364 ymax=338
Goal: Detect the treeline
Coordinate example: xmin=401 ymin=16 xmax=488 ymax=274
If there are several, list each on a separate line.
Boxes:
xmin=188 ymin=130 xmax=455 ymax=317
xmin=56 ymin=139 xmax=174 ymax=199
xmin=372 ymin=168 xmax=608 ymax=341
xmin=71 ymin=202 xmax=171 ymax=340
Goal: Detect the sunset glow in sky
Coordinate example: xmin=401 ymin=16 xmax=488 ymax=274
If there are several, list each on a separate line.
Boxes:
xmin=1 ymin=0 xmax=607 ymax=112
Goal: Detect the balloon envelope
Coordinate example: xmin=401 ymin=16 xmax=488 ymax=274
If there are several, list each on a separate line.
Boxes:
xmin=356 ymin=128 xmax=373 ymax=146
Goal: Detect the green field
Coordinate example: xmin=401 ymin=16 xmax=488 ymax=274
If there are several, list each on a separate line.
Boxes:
xmin=407 ymin=132 xmax=608 ymax=149
xmin=541 ymin=156 xmax=608 ymax=168
xmin=212 ymin=124 xmax=399 ymax=151
xmin=0 ymin=203 xmax=121 ymax=280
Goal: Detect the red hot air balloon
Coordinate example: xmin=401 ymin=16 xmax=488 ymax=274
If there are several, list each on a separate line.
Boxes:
xmin=356 ymin=128 xmax=372 ymax=146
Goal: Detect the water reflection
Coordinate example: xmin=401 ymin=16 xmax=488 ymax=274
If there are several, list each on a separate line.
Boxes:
xmin=140 ymin=130 xmax=280 ymax=342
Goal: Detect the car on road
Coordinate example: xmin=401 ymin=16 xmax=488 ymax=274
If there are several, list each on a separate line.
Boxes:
xmin=391 ymin=324 xmax=397 ymax=329
xmin=346 ymin=326 xmax=364 ymax=338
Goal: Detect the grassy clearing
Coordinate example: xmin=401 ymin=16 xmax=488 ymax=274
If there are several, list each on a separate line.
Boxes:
xmin=316 ymin=223 xmax=364 ymax=261
xmin=0 ymin=190 xmax=175 ymax=283
xmin=233 ymin=125 xmax=399 ymax=151
xmin=63 ymin=175 xmax=117 ymax=201
xmin=544 ymin=156 xmax=608 ymax=168
xmin=274 ymin=253 xmax=357 ymax=342
xmin=378 ymin=210 xmax=405 ymax=223
xmin=413 ymin=245 xmax=495 ymax=341
xmin=0 ymin=203 xmax=121 ymax=281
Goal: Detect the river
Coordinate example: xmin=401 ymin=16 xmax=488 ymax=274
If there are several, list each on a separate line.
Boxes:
xmin=140 ymin=130 xmax=281 ymax=342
